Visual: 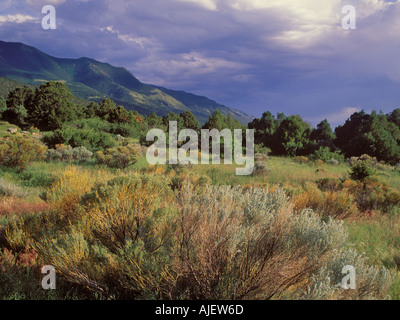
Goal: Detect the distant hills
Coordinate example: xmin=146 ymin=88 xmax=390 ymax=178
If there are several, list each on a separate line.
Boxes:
xmin=0 ymin=40 xmax=253 ymax=124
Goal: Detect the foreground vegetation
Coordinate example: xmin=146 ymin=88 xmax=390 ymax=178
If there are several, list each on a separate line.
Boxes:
xmin=0 ymin=81 xmax=400 ymax=300
xmin=0 ymin=153 xmax=399 ymax=300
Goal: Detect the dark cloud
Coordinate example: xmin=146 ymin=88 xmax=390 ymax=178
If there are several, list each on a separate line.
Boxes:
xmin=1 ymin=0 xmax=400 ymax=126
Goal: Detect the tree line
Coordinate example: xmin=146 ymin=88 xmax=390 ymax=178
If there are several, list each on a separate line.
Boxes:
xmin=249 ymin=109 xmax=400 ymax=164
xmin=1 ymin=81 xmax=400 ymax=164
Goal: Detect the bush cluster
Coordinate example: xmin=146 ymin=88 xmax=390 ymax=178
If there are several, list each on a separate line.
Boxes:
xmin=293 ymin=178 xmax=400 ymax=217
xmin=0 ymin=134 xmax=47 ymax=171
xmin=95 ymin=145 xmax=140 ymax=169
xmin=46 ymin=144 xmax=93 ymax=163
xmin=1 ymin=170 xmax=392 ymax=300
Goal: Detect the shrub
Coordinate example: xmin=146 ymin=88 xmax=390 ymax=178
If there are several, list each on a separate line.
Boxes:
xmin=0 ymin=134 xmax=47 ymax=170
xmin=169 ymin=173 xmax=211 ymax=192
xmin=18 ymin=167 xmax=55 ymax=188
xmin=45 ymin=148 xmax=63 ymax=162
xmin=347 ymin=154 xmax=378 ymax=168
xmin=314 ymin=177 xmax=400 ymax=214
xmin=0 ymin=198 xmax=48 ymax=217
xmin=36 ymin=174 xmax=177 ymax=299
xmin=0 ymin=179 xmax=29 ymax=198
xmin=293 ymin=182 xmax=359 ymax=219
xmin=354 ymin=179 xmax=400 ymax=213
xmin=311 ymin=146 xmax=345 ymax=163
xmin=350 ymin=160 xmax=375 ymax=182
xmin=315 ymin=168 xmax=328 ymax=174
xmin=95 ymin=145 xmax=139 ymax=169
xmin=254 ymin=144 xmax=271 ymax=157
xmin=42 ymin=166 xmax=113 ymax=218
xmin=254 ymin=153 xmax=269 ymax=162
xmin=42 ymin=125 xmax=117 ymax=152
xmin=294 ymin=156 xmax=309 ymax=164
xmin=6 ymin=177 xmax=392 ymax=300
xmin=299 ymin=248 xmax=392 ymax=300
xmin=174 ymin=185 xmax=390 ymax=300
xmin=253 ymin=161 xmax=270 ymax=176
xmin=174 ymin=185 xmax=311 ymax=299
xmin=326 ymin=159 xmax=339 ymax=166
xmin=81 ymin=174 xmax=176 ymax=251
xmin=314 ymin=159 xmax=325 ymax=167
xmin=46 ymin=144 xmax=93 ymax=162
xmin=71 ymin=146 xmax=93 ymax=162
xmin=317 ymin=178 xmax=341 ymax=192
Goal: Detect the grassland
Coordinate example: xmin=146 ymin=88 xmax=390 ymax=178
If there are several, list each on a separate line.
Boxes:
xmin=1 ymin=146 xmax=400 ymax=299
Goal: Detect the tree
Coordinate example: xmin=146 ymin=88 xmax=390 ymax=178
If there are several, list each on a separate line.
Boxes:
xmin=97 ymin=98 xmax=117 ymax=121
xmin=146 ymin=112 xmax=164 ymax=128
xmin=180 ymin=111 xmax=200 ymax=131
xmin=163 ymin=111 xmax=183 ymax=131
xmin=311 ymin=119 xmax=336 ymax=143
xmin=6 ymin=87 xmax=34 ymax=111
xmin=109 ymin=106 xmax=131 ymax=124
xmin=203 ymin=110 xmax=244 ymax=131
xmin=334 ymin=110 xmax=370 ymax=157
xmin=335 ymin=110 xmax=400 ymax=164
xmin=388 ymin=109 xmax=400 ymax=127
xmin=1 ymin=105 xmax=28 ymax=128
xmin=202 ymin=109 xmax=227 ymax=131
xmin=248 ymin=111 xmax=276 ymax=146
xmin=84 ymin=102 xmax=99 ymax=119
xmin=29 ymin=82 xmax=78 ymax=131
xmin=0 ymin=97 xmax=6 ymax=119
xmin=273 ymin=115 xmax=312 ymax=156
xmin=3 ymin=87 xmax=34 ymax=127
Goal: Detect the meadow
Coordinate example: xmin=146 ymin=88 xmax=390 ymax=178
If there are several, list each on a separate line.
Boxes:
xmin=1 ymin=82 xmax=400 ymax=300
xmin=0 ymin=147 xmax=399 ymax=299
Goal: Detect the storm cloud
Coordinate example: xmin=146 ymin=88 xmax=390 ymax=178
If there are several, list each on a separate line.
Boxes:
xmin=1 ymin=0 xmax=400 ymax=126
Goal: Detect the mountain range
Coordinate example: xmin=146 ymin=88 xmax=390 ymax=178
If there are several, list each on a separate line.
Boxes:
xmin=0 ymin=40 xmax=253 ymax=125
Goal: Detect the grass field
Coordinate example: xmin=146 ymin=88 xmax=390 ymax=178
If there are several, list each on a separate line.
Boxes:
xmin=1 ymin=148 xmax=400 ymax=299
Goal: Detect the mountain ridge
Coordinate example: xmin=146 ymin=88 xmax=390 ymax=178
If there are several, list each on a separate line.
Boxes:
xmin=0 ymin=40 xmax=254 ymax=124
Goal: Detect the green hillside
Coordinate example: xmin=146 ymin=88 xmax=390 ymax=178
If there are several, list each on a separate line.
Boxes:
xmin=0 ymin=40 xmax=254 ymax=124
xmin=0 ymin=77 xmax=35 ymax=99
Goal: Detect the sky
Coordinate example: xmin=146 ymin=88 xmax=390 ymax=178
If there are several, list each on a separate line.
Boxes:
xmin=0 ymin=0 xmax=400 ymax=127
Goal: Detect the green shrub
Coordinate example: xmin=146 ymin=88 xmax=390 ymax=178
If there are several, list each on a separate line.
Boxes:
xmin=110 ymin=122 xmax=141 ymax=138
xmin=18 ymin=168 xmax=55 ymax=188
xmin=311 ymin=147 xmax=344 ymax=163
xmin=350 ymin=160 xmax=375 ymax=182
xmin=46 ymin=144 xmax=93 ymax=163
xmin=254 ymin=144 xmax=271 ymax=156
xmin=95 ymin=145 xmax=139 ymax=169
xmin=42 ymin=125 xmax=117 ymax=152
xmin=0 ymin=134 xmax=47 ymax=170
